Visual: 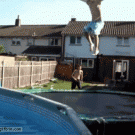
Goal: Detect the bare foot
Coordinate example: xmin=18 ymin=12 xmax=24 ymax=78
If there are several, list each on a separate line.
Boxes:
xmin=92 ymin=49 xmax=99 ymax=55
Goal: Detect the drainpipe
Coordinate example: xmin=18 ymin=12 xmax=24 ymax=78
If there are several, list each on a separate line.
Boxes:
xmin=61 ymin=34 xmax=65 ymax=61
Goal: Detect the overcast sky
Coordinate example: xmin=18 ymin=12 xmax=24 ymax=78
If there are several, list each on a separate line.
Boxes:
xmin=0 ymin=0 xmax=135 ymax=25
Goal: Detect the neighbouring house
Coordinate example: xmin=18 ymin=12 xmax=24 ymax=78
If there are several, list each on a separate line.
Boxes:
xmin=61 ymin=18 xmax=135 ymax=84
xmin=0 ymin=54 xmax=15 ymax=66
xmin=0 ymin=15 xmax=66 ymax=61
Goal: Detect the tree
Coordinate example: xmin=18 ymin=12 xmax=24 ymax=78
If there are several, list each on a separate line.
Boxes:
xmin=0 ymin=45 xmax=6 ymax=53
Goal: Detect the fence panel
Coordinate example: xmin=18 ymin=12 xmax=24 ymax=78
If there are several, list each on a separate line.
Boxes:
xmin=20 ymin=76 xmax=31 ymax=87
xmin=1 ymin=61 xmax=57 ymax=89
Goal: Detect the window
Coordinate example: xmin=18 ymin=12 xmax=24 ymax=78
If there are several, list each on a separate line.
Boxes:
xmin=12 ymin=41 xmax=15 ymax=45
xmin=50 ymin=39 xmax=54 ymax=45
xmin=81 ymin=59 xmax=94 ymax=68
xmin=124 ymin=37 xmax=129 ymax=45
xmin=70 ymin=36 xmax=75 ymax=44
xmin=77 ymin=37 xmax=81 ymax=43
xmin=113 ymin=60 xmax=129 ymax=81
xmin=55 ymin=39 xmax=58 ymax=45
xmin=70 ymin=36 xmax=82 ymax=45
xmin=12 ymin=40 xmax=21 ymax=46
xmin=117 ymin=37 xmax=122 ymax=45
xmin=17 ymin=41 xmax=21 ymax=45
xmin=117 ymin=37 xmax=130 ymax=47
xmin=50 ymin=38 xmax=59 ymax=46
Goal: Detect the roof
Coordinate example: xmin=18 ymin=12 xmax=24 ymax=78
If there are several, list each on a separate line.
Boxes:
xmin=61 ymin=21 xmax=135 ymax=36
xmin=0 ymin=25 xmax=66 ymax=37
xmin=22 ymin=46 xmax=61 ymax=55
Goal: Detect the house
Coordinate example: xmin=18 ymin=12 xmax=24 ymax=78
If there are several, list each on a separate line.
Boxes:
xmin=0 ymin=15 xmax=66 ymax=61
xmin=61 ymin=18 xmax=135 ymax=84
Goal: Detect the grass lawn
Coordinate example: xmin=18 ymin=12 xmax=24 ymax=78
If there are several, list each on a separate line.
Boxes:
xmin=16 ymin=79 xmax=91 ymax=90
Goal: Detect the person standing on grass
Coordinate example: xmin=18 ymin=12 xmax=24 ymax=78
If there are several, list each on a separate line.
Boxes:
xmin=81 ymin=0 xmax=104 ymax=55
xmin=71 ymin=65 xmax=83 ymax=90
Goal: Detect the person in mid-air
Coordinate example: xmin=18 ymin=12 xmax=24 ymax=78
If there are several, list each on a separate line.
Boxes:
xmin=81 ymin=0 xmax=104 ymax=55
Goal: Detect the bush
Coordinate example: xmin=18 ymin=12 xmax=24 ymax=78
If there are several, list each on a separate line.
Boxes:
xmin=0 ymin=45 xmax=6 ymax=53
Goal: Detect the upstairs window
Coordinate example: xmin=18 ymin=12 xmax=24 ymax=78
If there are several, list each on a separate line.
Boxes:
xmin=55 ymin=39 xmax=58 ymax=45
xmin=17 ymin=41 xmax=21 ymax=45
xmin=124 ymin=37 xmax=129 ymax=45
xmin=50 ymin=38 xmax=59 ymax=46
xmin=12 ymin=41 xmax=15 ymax=45
xmin=77 ymin=37 xmax=81 ymax=43
xmin=70 ymin=36 xmax=81 ymax=45
xmin=70 ymin=36 xmax=75 ymax=44
xmin=12 ymin=40 xmax=21 ymax=46
xmin=117 ymin=37 xmax=130 ymax=47
xmin=117 ymin=37 xmax=122 ymax=45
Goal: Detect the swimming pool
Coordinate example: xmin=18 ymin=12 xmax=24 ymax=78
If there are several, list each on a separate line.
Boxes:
xmin=0 ymin=87 xmax=91 ymax=135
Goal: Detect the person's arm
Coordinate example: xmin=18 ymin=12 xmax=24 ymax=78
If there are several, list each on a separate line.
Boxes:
xmin=71 ymin=70 xmax=77 ymax=81
xmin=81 ymin=71 xmax=83 ymax=81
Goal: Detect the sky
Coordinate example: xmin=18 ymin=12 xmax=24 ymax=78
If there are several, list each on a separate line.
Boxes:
xmin=0 ymin=0 xmax=135 ymax=25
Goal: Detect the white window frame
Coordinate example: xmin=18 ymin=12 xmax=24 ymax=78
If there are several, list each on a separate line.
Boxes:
xmin=70 ymin=36 xmax=82 ymax=45
xmin=116 ymin=37 xmax=130 ymax=47
xmin=124 ymin=37 xmax=129 ymax=45
xmin=113 ymin=60 xmax=129 ymax=81
xmin=81 ymin=59 xmax=94 ymax=68
xmin=117 ymin=37 xmax=122 ymax=45
xmin=11 ymin=40 xmax=21 ymax=46
xmin=49 ymin=38 xmax=59 ymax=46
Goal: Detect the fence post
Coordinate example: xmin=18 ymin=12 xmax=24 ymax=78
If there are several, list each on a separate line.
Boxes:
xmin=40 ymin=61 xmax=43 ymax=83
xmin=31 ymin=61 xmax=33 ymax=86
xmin=2 ymin=61 xmax=4 ymax=88
xmin=18 ymin=61 xmax=21 ymax=88
xmin=49 ymin=61 xmax=51 ymax=80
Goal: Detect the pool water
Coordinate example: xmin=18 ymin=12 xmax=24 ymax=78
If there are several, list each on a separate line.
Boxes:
xmin=0 ymin=95 xmax=79 ymax=135
xmin=0 ymin=88 xmax=92 ymax=135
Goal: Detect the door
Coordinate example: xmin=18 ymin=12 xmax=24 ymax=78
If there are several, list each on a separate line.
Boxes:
xmin=113 ymin=60 xmax=129 ymax=81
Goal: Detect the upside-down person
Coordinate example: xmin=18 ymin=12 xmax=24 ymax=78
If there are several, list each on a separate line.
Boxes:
xmin=81 ymin=0 xmax=104 ymax=55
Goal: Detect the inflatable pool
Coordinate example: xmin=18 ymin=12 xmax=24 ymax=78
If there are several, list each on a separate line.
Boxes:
xmin=0 ymin=87 xmax=91 ymax=135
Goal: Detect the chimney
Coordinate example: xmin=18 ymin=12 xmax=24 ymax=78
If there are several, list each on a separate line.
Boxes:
xmin=15 ymin=15 xmax=21 ymax=27
xmin=71 ymin=18 xmax=76 ymax=22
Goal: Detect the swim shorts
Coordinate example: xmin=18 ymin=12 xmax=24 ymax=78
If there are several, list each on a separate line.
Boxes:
xmin=83 ymin=21 xmax=104 ymax=35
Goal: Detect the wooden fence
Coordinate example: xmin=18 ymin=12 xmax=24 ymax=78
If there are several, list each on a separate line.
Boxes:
xmin=0 ymin=61 xmax=57 ymax=89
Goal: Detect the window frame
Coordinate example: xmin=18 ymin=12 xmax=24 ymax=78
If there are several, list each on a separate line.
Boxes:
xmin=70 ymin=36 xmax=82 ymax=45
xmin=116 ymin=37 xmax=130 ymax=47
xmin=113 ymin=59 xmax=129 ymax=81
xmin=124 ymin=37 xmax=129 ymax=45
xmin=49 ymin=38 xmax=59 ymax=46
xmin=11 ymin=40 xmax=21 ymax=46
xmin=117 ymin=37 xmax=122 ymax=45
xmin=77 ymin=36 xmax=81 ymax=44
xmin=81 ymin=59 xmax=94 ymax=68
xmin=12 ymin=41 xmax=16 ymax=45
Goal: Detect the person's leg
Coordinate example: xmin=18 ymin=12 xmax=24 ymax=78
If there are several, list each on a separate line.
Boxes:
xmin=77 ymin=80 xmax=82 ymax=89
xmin=71 ymin=80 xmax=77 ymax=89
xmin=84 ymin=32 xmax=94 ymax=52
xmin=93 ymin=35 xmax=99 ymax=55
